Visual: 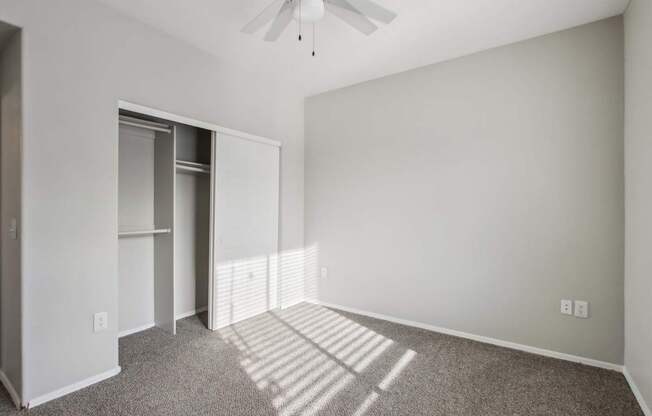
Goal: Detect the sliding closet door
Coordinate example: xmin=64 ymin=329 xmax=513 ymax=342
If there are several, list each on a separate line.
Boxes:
xmin=154 ymin=127 xmax=176 ymax=334
xmin=211 ymin=133 xmax=280 ymax=330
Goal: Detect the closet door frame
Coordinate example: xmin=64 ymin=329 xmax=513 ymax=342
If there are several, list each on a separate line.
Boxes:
xmin=207 ymin=133 xmax=216 ymax=330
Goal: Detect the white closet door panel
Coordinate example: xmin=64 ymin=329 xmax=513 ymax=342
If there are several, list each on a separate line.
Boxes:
xmin=213 ymin=133 xmax=279 ymax=329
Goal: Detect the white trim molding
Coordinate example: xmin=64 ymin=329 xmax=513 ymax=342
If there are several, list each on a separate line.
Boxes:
xmin=118 ymin=100 xmax=282 ymax=148
xmin=27 ymin=366 xmax=121 ymax=409
xmin=176 ymin=307 xmax=208 ymax=321
xmin=0 ymin=369 xmax=21 ymax=409
xmin=118 ymin=307 xmax=208 ymax=338
xmin=310 ymin=300 xmax=624 ymax=372
xmin=624 ymin=367 xmax=652 ymax=416
xmin=118 ymin=323 xmax=156 ymax=338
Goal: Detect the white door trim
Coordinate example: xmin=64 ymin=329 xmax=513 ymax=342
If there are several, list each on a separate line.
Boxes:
xmin=118 ymin=101 xmax=281 ymax=148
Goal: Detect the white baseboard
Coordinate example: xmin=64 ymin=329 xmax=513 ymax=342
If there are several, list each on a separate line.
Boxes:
xmin=118 ymin=322 xmax=156 ymax=338
xmin=310 ymin=300 xmax=623 ymax=372
xmin=27 ymin=366 xmax=121 ymax=409
xmin=0 ymin=369 xmax=21 ymax=409
xmin=281 ymin=299 xmax=309 ymax=310
xmin=176 ymin=306 xmax=207 ymax=320
xmin=624 ymin=367 xmax=652 ymax=416
xmin=118 ymin=307 xmax=208 ymax=338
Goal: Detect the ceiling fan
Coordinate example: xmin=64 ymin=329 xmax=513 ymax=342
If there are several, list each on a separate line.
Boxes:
xmin=242 ymin=0 xmax=397 ymax=55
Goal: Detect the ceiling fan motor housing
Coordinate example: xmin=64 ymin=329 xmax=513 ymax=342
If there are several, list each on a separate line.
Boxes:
xmin=293 ymin=0 xmax=326 ymax=23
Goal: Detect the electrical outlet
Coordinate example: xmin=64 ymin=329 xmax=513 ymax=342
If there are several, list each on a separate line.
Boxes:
xmin=94 ymin=312 xmax=108 ymax=332
xmin=574 ymin=301 xmax=589 ymax=319
xmin=561 ymin=299 xmax=573 ymax=315
xmin=320 ymin=267 xmax=328 ymax=279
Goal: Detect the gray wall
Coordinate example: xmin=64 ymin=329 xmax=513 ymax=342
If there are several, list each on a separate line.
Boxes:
xmin=0 ymin=28 xmax=22 ymax=398
xmin=305 ymin=18 xmax=624 ymax=364
xmin=0 ymin=0 xmax=304 ymax=403
xmin=624 ymin=0 xmax=652 ymax=409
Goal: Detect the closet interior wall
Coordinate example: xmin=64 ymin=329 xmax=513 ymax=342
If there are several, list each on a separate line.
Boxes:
xmin=174 ymin=124 xmax=211 ymax=320
xmin=118 ymin=122 xmax=158 ymax=334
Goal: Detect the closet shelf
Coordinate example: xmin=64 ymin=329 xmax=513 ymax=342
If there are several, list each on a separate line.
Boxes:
xmin=176 ymin=160 xmax=211 ymax=175
xmin=118 ymin=228 xmax=172 ymax=238
xmin=119 ymin=115 xmax=172 ymax=134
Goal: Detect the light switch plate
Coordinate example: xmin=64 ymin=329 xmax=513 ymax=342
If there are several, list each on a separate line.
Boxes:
xmin=320 ymin=267 xmax=328 ymax=279
xmin=574 ymin=301 xmax=589 ymax=319
xmin=94 ymin=312 xmax=108 ymax=332
xmin=561 ymin=299 xmax=573 ymax=315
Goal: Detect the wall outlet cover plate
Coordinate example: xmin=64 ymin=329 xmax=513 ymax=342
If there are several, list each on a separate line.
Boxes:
xmin=574 ymin=300 xmax=589 ymax=318
xmin=94 ymin=312 xmax=108 ymax=332
xmin=561 ymin=299 xmax=573 ymax=315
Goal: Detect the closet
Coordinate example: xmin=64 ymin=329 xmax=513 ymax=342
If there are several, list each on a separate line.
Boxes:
xmin=117 ymin=104 xmax=280 ymax=338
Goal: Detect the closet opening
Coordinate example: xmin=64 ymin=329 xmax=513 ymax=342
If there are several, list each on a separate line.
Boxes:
xmin=117 ymin=110 xmax=214 ymax=337
xmin=117 ymin=101 xmax=281 ymax=340
xmin=173 ymin=121 xmax=213 ymax=328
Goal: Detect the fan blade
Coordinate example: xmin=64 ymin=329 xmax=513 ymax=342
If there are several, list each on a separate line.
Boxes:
xmin=264 ymin=0 xmax=294 ymax=41
xmin=325 ymin=2 xmax=377 ymax=35
xmin=344 ymin=0 xmax=396 ymax=23
xmin=242 ymin=0 xmax=286 ymax=34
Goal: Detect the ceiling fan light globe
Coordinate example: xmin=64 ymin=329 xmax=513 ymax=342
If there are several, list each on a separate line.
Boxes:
xmin=293 ymin=0 xmax=325 ymax=23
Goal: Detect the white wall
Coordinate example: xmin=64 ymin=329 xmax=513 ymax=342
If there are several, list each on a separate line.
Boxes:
xmin=0 ymin=27 xmax=22 ymax=399
xmin=0 ymin=0 xmax=304 ymax=403
xmin=305 ymin=18 xmax=624 ymax=364
xmin=624 ymin=0 xmax=652 ymax=411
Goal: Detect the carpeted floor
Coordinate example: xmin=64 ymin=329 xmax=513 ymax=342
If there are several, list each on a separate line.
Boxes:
xmin=0 ymin=302 xmax=644 ymax=415
xmin=0 ymin=386 xmax=15 ymax=414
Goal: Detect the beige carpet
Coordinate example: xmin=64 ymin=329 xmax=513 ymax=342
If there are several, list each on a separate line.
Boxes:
xmin=0 ymin=303 xmax=644 ymax=415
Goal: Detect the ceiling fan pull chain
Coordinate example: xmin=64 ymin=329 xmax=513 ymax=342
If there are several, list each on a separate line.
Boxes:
xmin=298 ymin=0 xmax=303 ymax=41
xmin=241 ymin=0 xmax=397 ymax=44
xmin=312 ymin=23 xmax=316 ymax=56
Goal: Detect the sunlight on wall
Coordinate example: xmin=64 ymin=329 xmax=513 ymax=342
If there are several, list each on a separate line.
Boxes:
xmin=219 ymin=303 xmax=417 ymax=416
xmin=215 ymin=254 xmax=278 ymax=328
xmin=214 ymin=244 xmax=319 ymax=328
xmin=279 ymin=244 xmax=319 ymax=308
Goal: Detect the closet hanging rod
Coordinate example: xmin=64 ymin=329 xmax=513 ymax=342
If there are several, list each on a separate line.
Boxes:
xmin=119 ymin=115 xmax=172 ymax=134
xmin=176 ymin=160 xmax=211 ymax=172
xmin=118 ymin=228 xmax=171 ymax=238
xmin=176 ymin=164 xmax=210 ymax=175
xmin=176 ymin=160 xmax=210 ymax=168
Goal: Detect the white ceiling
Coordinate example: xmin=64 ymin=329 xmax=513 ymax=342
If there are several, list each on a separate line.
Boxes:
xmin=97 ymin=0 xmax=629 ymax=96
